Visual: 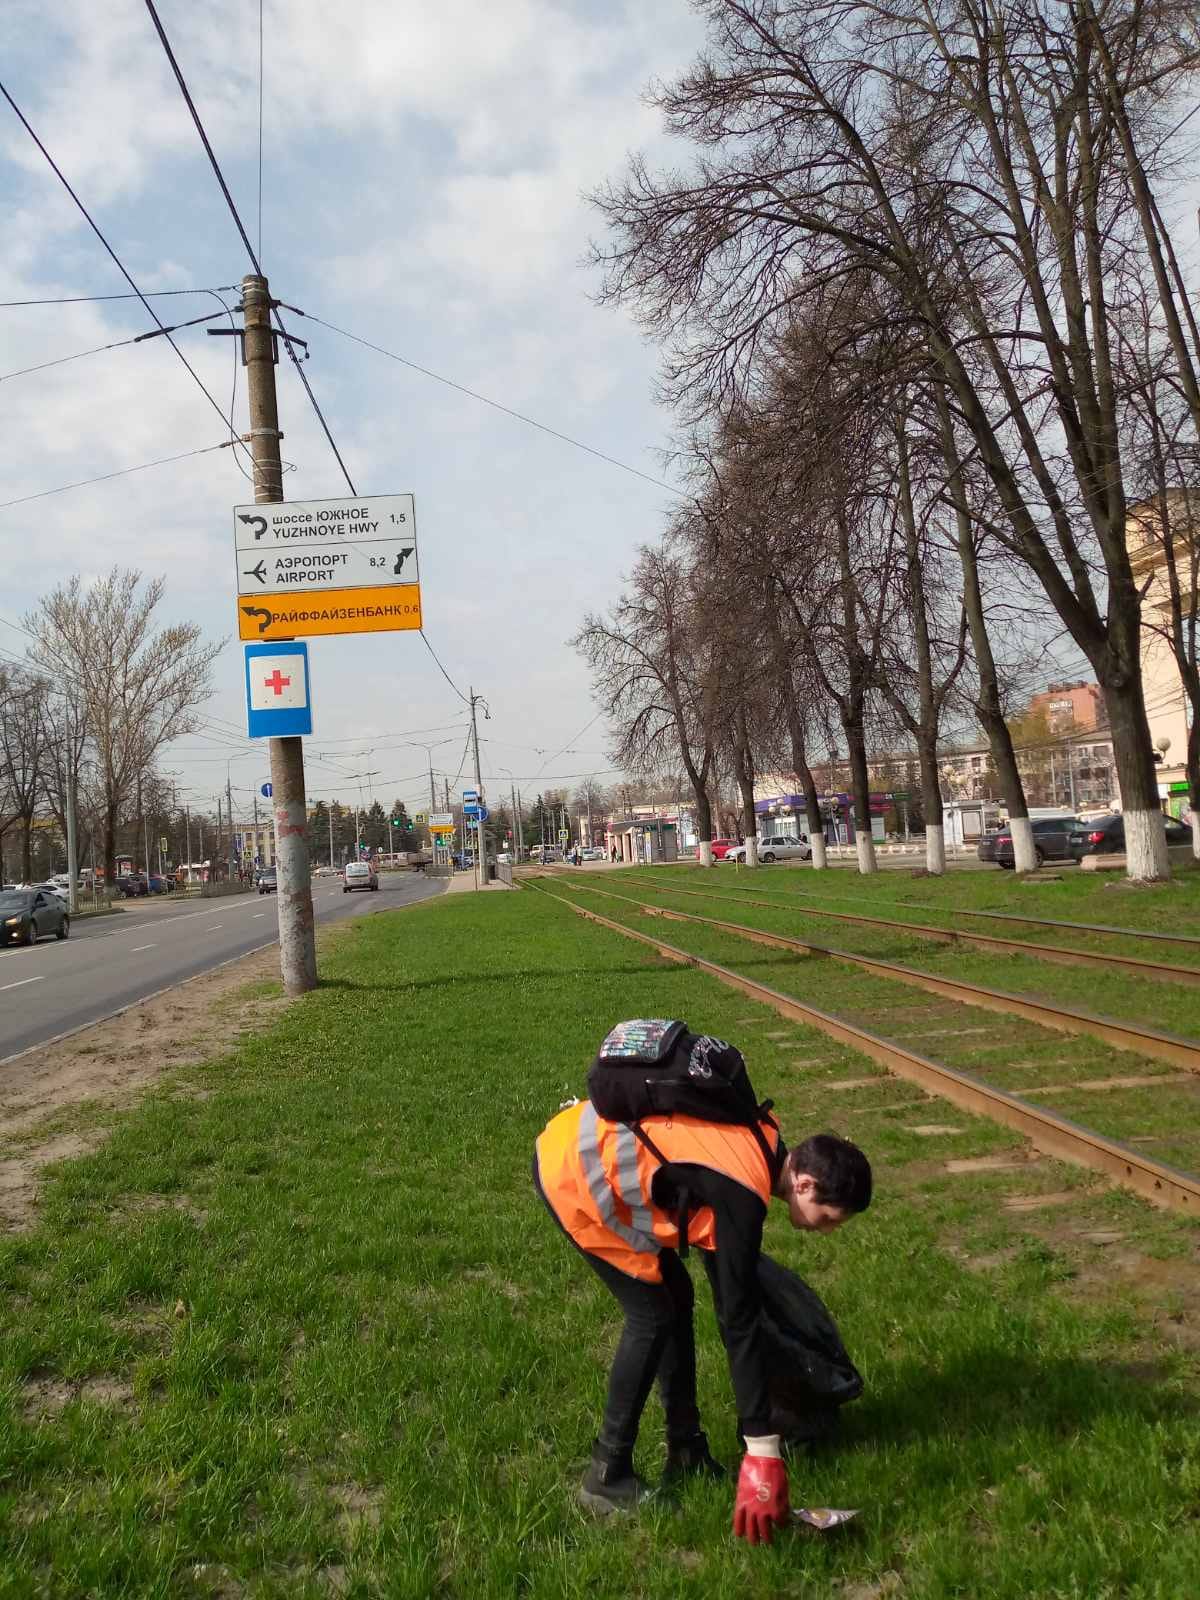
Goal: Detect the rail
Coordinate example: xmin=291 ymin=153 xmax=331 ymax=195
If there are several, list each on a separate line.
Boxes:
xmin=542 ymin=874 xmax=1200 ymax=1074
xmin=524 ymin=877 xmax=1200 ymax=1216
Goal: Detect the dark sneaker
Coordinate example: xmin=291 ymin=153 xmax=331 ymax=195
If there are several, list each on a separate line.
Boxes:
xmin=663 ymin=1431 xmax=726 ymax=1484
xmin=579 ymin=1447 xmax=651 ymax=1515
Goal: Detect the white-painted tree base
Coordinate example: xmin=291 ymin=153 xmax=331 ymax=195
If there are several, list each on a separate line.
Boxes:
xmin=698 ymin=842 xmax=714 ymax=867
xmin=1192 ymin=810 xmax=1200 ymax=861
xmin=1009 ymin=815 xmax=1037 ymax=873
xmin=810 ymin=835 xmax=828 ymax=871
xmin=855 ymin=835 xmax=878 ymax=874
xmin=925 ymin=824 xmax=945 ymax=875
xmin=1124 ymin=808 xmax=1170 ymax=880
xmin=743 ymin=840 xmax=759 ymax=868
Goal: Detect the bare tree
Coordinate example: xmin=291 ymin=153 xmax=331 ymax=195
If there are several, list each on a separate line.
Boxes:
xmin=24 ymin=569 xmax=221 ymax=885
xmin=0 ymin=665 xmax=50 ymax=883
xmin=593 ymin=0 xmax=1200 ymax=877
xmin=575 ymin=545 xmax=723 ymax=863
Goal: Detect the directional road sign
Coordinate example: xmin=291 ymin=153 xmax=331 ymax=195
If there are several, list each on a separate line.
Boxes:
xmin=462 ymin=789 xmax=479 ymax=805
xmin=244 ymin=643 xmax=312 ymax=738
xmin=428 ymin=813 xmax=454 ymax=828
xmin=234 ymin=494 xmax=421 ymax=642
xmin=260 ymin=782 xmax=273 ymax=798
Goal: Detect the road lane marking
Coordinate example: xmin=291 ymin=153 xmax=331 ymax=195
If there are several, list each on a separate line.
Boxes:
xmin=1 ymin=975 xmax=45 ymax=991
xmin=131 ymin=944 xmax=156 ymax=952
xmin=206 ymin=924 xmax=224 ymax=931
xmin=252 ymin=913 xmax=266 ymax=918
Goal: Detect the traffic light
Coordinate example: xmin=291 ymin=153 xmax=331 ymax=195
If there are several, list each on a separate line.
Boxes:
xmin=391 ymin=816 xmax=402 ymax=827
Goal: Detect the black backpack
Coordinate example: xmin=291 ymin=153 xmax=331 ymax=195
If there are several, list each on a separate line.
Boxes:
xmin=586 ymin=1020 xmax=785 ymax=1249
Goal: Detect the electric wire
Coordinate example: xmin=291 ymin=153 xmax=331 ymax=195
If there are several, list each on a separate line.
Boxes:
xmin=257 ymin=0 xmax=264 ymax=267
xmin=293 ymin=309 xmax=690 ymax=501
xmin=536 ymin=707 xmax=607 ymax=776
xmin=140 ymin=2 xmax=474 ymax=710
xmin=0 ymin=81 xmax=255 ymax=473
xmin=0 ymin=443 xmax=235 ymax=512
xmin=0 ymin=311 xmax=227 ymax=385
xmin=141 ymin=0 xmax=359 ymax=497
xmin=0 ymin=287 xmax=238 ymax=307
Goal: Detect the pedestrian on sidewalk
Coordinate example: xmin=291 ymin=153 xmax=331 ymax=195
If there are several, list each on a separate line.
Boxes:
xmin=533 ymin=1023 xmax=871 ymax=1543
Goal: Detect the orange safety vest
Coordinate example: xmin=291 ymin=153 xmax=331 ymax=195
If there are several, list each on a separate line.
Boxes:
xmin=536 ymin=1100 xmax=782 ymax=1282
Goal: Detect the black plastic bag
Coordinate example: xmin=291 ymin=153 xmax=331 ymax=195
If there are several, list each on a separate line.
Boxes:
xmin=757 ymin=1253 xmax=863 ymax=1445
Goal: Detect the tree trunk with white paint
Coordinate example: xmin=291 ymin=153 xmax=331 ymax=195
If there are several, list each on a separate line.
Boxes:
xmin=743 ymin=837 xmax=759 ymax=867
xmin=1105 ymin=681 xmax=1169 ymax=881
xmin=697 ymin=840 xmax=714 ymax=867
xmin=809 ymin=831 xmax=827 ymax=870
xmin=1008 ymin=815 xmax=1037 ymax=873
xmin=925 ymin=822 xmax=945 ymax=875
xmin=855 ymin=832 xmax=877 ymax=874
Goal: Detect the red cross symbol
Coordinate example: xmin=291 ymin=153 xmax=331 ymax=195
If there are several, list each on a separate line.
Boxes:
xmin=263 ymin=669 xmax=292 ymax=697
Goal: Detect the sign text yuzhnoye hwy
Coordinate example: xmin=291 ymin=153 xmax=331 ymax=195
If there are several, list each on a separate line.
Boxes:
xmin=235 ymin=495 xmax=417 ymax=595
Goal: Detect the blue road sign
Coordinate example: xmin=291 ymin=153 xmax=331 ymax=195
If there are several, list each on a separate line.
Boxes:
xmin=467 ymin=807 xmax=489 ymax=826
xmin=261 ymin=781 xmax=273 ymax=798
xmin=245 ymin=643 xmax=312 ymax=738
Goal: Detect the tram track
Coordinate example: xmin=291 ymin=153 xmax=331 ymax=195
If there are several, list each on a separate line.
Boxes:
xmin=545 ymin=873 xmax=1200 ymax=1073
xmin=595 ymin=871 xmax=1200 ymax=988
xmin=523 ymin=875 xmax=1200 ymax=1217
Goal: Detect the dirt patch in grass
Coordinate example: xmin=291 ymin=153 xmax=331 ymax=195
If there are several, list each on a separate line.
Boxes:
xmin=19 ymin=1372 xmax=136 ymax=1420
xmin=0 ymin=945 xmax=289 ymax=1232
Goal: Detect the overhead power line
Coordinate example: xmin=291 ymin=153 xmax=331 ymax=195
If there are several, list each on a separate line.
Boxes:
xmin=0 ymin=442 xmax=235 ymax=512
xmin=0 ymin=287 xmax=239 ymax=308
xmin=294 ymin=309 xmax=689 ymax=501
xmin=140 ymin=1 xmax=473 ymax=709
xmin=0 ymin=310 xmax=227 ymax=385
xmin=0 ymin=81 xmax=254 ymax=472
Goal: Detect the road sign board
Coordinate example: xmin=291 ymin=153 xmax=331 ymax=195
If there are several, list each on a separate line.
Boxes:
xmin=237 ymin=584 xmax=421 ymax=642
xmin=428 ymin=812 xmax=453 ymax=828
xmin=474 ymin=806 xmax=489 ymax=823
xmin=244 ymin=643 xmax=312 ymax=738
xmin=234 ymin=494 xmax=421 ymax=640
xmin=429 ymin=823 xmax=455 ymax=836
xmin=558 ymin=829 xmax=568 ymax=843
xmin=462 ymin=789 xmax=479 ymax=804
xmin=260 ymin=782 xmax=273 ymax=798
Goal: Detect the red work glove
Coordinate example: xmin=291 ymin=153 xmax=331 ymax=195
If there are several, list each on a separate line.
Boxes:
xmin=733 ymin=1437 xmax=789 ymax=1545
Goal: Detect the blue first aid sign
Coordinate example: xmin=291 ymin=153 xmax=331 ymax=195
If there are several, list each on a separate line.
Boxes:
xmin=245 ymin=643 xmax=313 ymax=738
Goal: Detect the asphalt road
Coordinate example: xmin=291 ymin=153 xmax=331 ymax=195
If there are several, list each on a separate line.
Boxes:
xmin=0 ymin=872 xmax=446 ymax=1063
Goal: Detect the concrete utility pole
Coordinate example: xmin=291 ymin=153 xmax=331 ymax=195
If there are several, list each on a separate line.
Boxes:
xmin=469 ymin=685 xmax=485 ymax=890
xmin=66 ymin=762 xmax=78 ymax=915
xmin=243 ymin=272 xmax=316 ymax=992
xmin=226 ymin=770 xmax=236 ymax=881
xmin=216 ymin=795 xmax=223 ymax=877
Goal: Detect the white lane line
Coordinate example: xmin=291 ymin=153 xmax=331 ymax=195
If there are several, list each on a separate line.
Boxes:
xmin=206 ymin=924 xmax=224 ymax=931
xmin=131 ymin=943 xmax=156 ymax=952
xmin=1 ymin=975 xmax=44 ymax=992
xmin=252 ymin=913 xmax=266 ymax=918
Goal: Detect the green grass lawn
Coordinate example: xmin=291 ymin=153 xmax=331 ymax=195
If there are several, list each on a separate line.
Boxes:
xmin=2 ymin=889 xmax=1199 ymax=1598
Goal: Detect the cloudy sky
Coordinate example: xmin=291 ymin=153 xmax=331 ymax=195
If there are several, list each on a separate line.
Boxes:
xmin=0 ymin=1 xmax=707 ymax=822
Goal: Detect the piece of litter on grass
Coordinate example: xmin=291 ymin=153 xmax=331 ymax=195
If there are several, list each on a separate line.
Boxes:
xmin=792 ymin=1507 xmax=860 ymax=1530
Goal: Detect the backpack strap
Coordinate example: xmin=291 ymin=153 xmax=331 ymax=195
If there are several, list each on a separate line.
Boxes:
xmin=628 ymin=1121 xmax=691 ymax=1258
xmin=751 ymin=1110 xmax=786 ymax=1191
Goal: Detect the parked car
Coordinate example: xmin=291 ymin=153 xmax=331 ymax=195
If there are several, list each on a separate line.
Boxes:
xmin=988 ymin=815 xmax=1079 ymax=868
xmin=710 ymin=838 xmax=740 ymax=861
xmin=313 ymin=865 xmax=337 ymax=878
xmin=1 ymin=886 xmax=70 ymax=945
xmin=976 ymin=829 xmax=1003 ymax=864
xmin=343 ymin=861 xmax=379 ymax=892
xmin=257 ymin=867 xmax=278 ymax=894
xmin=1067 ymin=812 xmax=1192 ymax=861
xmin=37 ymin=881 xmax=70 ymax=904
xmin=115 ymin=875 xmax=149 ymax=898
xmin=580 ymin=846 xmax=606 ymax=861
xmin=726 ymin=834 xmax=812 ymax=865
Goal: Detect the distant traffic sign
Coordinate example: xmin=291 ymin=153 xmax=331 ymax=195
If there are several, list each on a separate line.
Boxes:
xmin=260 ymin=782 xmax=273 ymax=798
xmin=428 ymin=813 xmax=454 ymax=828
xmin=244 ymin=643 xmax=312 ymax=738
xmin=462 ymin=789 xmax=479 ymax=804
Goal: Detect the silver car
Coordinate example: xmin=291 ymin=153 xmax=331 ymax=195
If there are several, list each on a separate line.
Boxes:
xmin=726 ymin=834 xmax=812 ymax=864
xmin=343 ymin=861 xmax=379 ymax=892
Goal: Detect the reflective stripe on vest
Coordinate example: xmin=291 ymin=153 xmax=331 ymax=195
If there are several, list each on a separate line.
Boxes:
xmin=578 ymin=1102 xmax=659 ymax=1256
xmin=536 ymin=1100 xmax=780 ymax=1281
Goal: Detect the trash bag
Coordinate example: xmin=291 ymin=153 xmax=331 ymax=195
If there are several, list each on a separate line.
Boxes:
xmin=756 ymin=1253 xmax=863 ymax=1446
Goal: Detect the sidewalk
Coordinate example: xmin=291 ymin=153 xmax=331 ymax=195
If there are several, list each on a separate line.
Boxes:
xmin=443 ymin=868 xmax=515 ymax=893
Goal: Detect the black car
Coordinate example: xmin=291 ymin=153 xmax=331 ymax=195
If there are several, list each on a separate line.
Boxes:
xmin=989 ymin=816 xmax=1080 ymax=869
xmin=1067 ymin=812 xmax=1192 ymax=861
xmin=976 ymin=830 xmax=1002 ymax=864
xmin=257 ymin=867 xmax=278 ymax=894
xmin=0 ymin=887 xmax=70 ymax=945
xmin=116 ymin=875 xmax=149 ymax=898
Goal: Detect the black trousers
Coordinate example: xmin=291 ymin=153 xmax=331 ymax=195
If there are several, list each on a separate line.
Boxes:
xmin=534 ymin=1157 xmax=703 ymax=1457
